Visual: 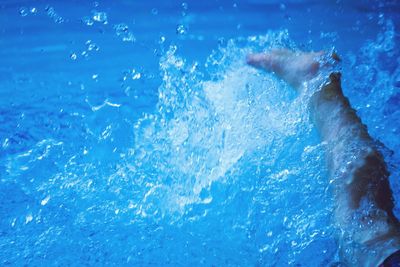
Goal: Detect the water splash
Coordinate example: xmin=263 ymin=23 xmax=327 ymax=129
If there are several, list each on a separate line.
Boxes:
xmin=3 ymin=13 xmax=399 ymax=264
xmin=115 ymin=30 xmax=336 ymax=266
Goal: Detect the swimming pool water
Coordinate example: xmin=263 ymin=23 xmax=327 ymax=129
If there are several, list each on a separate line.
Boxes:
xmin=1 ymin=0 xmax=400 ymax=265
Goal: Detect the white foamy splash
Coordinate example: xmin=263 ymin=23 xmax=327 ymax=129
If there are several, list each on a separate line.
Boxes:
xmin=129 ymin=32 xmax=326 ymax=219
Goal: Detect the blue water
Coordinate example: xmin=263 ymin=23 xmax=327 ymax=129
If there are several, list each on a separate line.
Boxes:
xmin=1 ymin=0 xmax=400 ymax=266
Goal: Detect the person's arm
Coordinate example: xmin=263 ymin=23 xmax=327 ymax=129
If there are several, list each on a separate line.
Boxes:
xmin=312 ymin=72 xmax=400 ymax=266
xmin=247 ymin=50 xmax=400 ymax=266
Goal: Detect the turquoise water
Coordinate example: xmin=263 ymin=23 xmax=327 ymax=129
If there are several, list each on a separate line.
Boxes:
xmin=1 ymin=0 xmax=399 ymax=265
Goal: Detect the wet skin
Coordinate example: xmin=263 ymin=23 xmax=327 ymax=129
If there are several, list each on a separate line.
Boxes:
xmin=247 ymin=49 xmax=400 ymax=266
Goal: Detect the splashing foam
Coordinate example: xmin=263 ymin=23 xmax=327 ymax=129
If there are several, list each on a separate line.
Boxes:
xmin=131 ymin=31 xmax=321 ymax=216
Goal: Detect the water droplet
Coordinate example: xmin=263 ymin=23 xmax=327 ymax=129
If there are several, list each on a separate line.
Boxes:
xmin=127 ymin=69 xmax=142 ymax=80
xmin=378 ymin=13 xmax=385 ymax=25
xmin=83 ymin=16 xmax=94 ymax=26
xmin=176 ymin=24 xmax=187 ymax=35
xmin=55 ymin=17 xmax=63 ymax=23
xmin=46 ymin=6 xmax=64 ymax=23
xmin=151 ymin=8 xmax=158 ymax=15
xmin=114 ymin=24 xmax=136 ymax=42
xmin=115 ymin=23 xmax=129 ymax=33
xmin=30 ymin=7 xmax=37 ymax=14
xmin=122 ymin=34 xmax=136 ymax=42
xmin=19 ymin=7 xmax=28 ymax=17
xmin=132 ymin=72 xmax=141 ymax=80
xmin=92 ymin=10 xmax=108 ymax=24
xmin=70 ymin=53 xmax=77 ymax=60
xmin=87 ymin=42 xmax=99 ymax=51
xmin=169 ymin=45 xmax=177 ymax=54
xmin=218 ymin=37 xmax=226 ymax=46
xmin=25 ymin=214 xmax=33 ymax=224
xmin=41 ymin=196 xmax=50 ymax=206
xmin=159 ymin=36 xmax=166 ymax=44
xmin=2 ymin=138 xmax=9 ymax=148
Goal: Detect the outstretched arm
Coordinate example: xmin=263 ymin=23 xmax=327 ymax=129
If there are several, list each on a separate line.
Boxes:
xmin=247 ymin=49 xmax=400 ymax=266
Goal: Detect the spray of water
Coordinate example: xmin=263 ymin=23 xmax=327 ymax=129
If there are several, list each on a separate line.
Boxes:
xmin=120 ymin=30 xmax=335 ymax=265
xmin=2 ymin=20 xmax=399 ymax=265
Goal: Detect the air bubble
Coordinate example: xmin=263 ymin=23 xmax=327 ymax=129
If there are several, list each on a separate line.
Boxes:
xmin=70 ymin=53 xmax=77 ymax=60
xmin=151 ymin=8 xmax=158 ymax=15
xmin=182 ymin=2 xmax=188 ymax=10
